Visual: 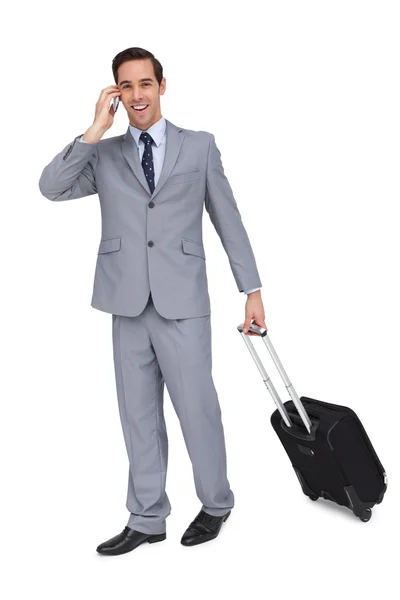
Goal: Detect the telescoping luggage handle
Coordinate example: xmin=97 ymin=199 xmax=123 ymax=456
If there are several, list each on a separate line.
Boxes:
xmin=237 ymin=322 xmax=313 ymax=434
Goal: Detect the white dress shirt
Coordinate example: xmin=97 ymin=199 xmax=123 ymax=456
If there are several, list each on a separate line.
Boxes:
xmin=78 ymin=117 xmax=261 ymax=295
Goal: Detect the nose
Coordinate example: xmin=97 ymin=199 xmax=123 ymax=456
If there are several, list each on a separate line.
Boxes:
xmin=130 ymin=86 xmax=144 ymax=102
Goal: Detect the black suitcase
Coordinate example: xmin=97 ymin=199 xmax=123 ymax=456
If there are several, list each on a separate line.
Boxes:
xmin=237 ymin=322 xmax=388 ymax=522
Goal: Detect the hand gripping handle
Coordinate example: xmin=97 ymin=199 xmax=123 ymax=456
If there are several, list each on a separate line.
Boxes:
xmin=237 ymin=322 xmax=313 ymax=434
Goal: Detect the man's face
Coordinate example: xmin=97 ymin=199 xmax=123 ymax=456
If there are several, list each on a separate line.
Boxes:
xmin=117 ymin=59 xmax=166 ymax=130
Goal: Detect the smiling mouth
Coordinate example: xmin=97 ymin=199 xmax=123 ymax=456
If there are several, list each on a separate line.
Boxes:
xmin=132 ymin=105 xmax=149 ymax=112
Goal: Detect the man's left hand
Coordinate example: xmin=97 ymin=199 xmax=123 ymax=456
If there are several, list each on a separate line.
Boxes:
xmin=243 ymin=290 xmax=268 ymax=336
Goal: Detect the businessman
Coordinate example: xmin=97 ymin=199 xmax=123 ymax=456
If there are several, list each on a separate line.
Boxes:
xmin=39 ymin=47 xmax=267 ymax=555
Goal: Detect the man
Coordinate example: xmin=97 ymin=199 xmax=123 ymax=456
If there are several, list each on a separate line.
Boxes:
xmin=39 ymin=47 xmax=267 ymax=555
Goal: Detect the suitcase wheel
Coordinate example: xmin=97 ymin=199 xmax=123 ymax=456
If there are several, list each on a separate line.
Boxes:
xmin=309 ymin=494 xmax=319 ymax=501
xmin=359 ymin=508 xmax=372 ymax=522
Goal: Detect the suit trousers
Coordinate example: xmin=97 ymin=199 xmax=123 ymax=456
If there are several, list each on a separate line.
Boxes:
xmin=111 ymin=292 xmax=235 ymax=534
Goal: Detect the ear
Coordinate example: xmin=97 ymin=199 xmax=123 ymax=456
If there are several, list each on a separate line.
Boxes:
xmin=160 ymin=77 xmax=167 ymax=95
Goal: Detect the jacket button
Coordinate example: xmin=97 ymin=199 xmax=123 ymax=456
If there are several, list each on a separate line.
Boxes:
xmin=148 ymin=201 xmax=155 ymax=208
xmin=148 ymin=241 xmax=154 ymax=247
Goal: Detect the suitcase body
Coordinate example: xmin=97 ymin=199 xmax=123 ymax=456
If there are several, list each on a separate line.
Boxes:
xmin=238 ymin=323 xmax=387 ymax=522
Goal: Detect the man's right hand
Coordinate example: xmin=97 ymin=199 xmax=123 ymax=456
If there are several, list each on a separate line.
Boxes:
xmin=83 ymin=85 xmax=121 ymax=144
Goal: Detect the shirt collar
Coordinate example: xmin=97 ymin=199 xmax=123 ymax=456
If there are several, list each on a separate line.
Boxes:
xmin=129 ymin=115 xmax=166 ymax=148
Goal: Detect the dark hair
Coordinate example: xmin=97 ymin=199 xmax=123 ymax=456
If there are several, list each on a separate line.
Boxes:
xmin=112 ymin=47 xmax=163 ymax=87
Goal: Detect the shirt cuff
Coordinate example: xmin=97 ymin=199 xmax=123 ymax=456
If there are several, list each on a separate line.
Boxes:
xmin=243 ymin=287 xmax=261 ymax=294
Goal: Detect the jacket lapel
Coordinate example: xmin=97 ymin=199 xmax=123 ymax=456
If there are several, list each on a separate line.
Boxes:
xmin=120 ymin=119 xmax=184 ymax=200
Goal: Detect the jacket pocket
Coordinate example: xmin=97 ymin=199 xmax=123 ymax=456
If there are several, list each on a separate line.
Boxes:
xmin=98 ymin=236 xmax=121 ymax=254
xmin=182 ymin=238 xmax=205 ymax=260
xmin=172 ymin=170 xmax=201 ymax=185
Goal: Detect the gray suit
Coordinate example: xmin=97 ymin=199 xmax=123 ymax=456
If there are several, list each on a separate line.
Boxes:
xmin=39 ymin=117 xmax=262 ymax=533
xmin=39 ymin=118 xmax=262 ymax=318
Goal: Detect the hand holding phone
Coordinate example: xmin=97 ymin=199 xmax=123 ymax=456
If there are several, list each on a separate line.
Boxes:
xmin=83 ymin=86 xmax=121 ymax=144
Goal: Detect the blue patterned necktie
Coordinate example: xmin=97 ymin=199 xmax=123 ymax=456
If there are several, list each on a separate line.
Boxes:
xmin=140 ymin=131 xmax=155 ymax=194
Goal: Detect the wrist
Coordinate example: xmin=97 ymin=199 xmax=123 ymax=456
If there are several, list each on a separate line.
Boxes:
xmin=83 ymin=126 xmax=105 ymax=144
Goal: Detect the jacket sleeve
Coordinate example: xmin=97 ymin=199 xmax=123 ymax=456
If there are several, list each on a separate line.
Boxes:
xmin=38 ymin=134 xmax=98 ymax=201
xmin=205 ymin=133 xmax=263 ymax=293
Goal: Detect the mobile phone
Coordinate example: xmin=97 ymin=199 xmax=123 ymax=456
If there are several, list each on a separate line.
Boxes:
xmin=113 ymin=96 xmax=120 ymax=113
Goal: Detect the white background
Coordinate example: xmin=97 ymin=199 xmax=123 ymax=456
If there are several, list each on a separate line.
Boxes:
xmin=1 ymin=0 xmax=399 ymax=598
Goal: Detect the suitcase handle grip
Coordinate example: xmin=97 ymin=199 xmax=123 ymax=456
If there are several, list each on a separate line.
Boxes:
xmin=237 ymin=323 xmax=313 ymax=434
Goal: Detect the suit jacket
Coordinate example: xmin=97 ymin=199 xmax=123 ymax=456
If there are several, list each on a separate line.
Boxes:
xmin=38 ymin=118 xmax=262 ymax=319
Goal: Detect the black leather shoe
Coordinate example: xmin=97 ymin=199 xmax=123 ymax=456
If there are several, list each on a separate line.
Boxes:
xmin=96 ymin=526 xmax=166 ymax=555
xmin=181 ymin=509 xmax=231 ymax=546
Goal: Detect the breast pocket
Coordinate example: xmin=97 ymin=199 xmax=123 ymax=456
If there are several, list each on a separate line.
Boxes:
xmin=172 ymin=170 xmax=201 ymax=185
